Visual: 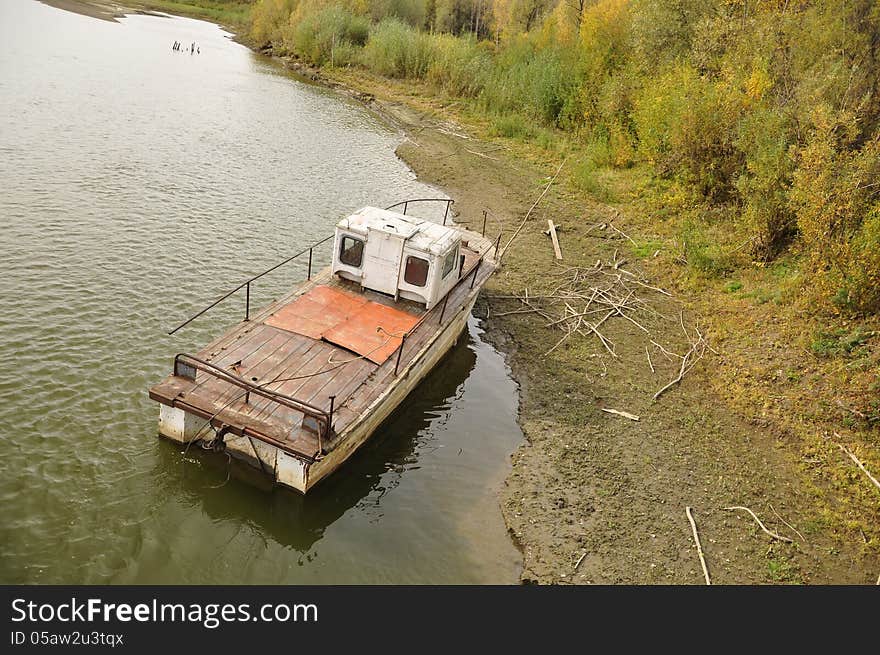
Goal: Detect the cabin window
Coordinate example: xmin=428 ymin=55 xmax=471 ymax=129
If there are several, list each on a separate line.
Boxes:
xmin=339 ymin=235 xmax=364 ymax=268
xmin=441 ymin=246 xmax=459 ymax=279
xmin=404 ymin=256 xmax=429 ymax=287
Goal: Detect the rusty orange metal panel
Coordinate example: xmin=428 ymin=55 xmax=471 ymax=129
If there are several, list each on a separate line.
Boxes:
xmin=265 ymin=286 xmax=368 ymax=339
xmin=323 ymin=302 xmax=420 ymax=365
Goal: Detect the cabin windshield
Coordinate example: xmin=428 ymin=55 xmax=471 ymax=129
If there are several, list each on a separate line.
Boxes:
xmin=441 ymin=246 xmax=459 ymax=279
xmin=404 ymin=256 xmax=429 ymax=287
xmin=339 ymin=235 xmax=364 ymax=268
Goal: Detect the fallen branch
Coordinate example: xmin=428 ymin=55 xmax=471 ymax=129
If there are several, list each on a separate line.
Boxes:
xmin=686 ymin=507 xmax=711 ymax=585
xmin=601 ymin=408 xmax=640 ymax=421
xmin=835 ymin=436 xmax=880 ymax=493
xmin=769 ymin=504 xmax=807 ymax=545
xmin=493 ymin=308 xmax=545 ymax=317
xmin=723 ymin=506 xmax=794 ymax=543
xmin=653 ymin=324 xmax=708 ymax=400
xmin=608 ymin=221 xmax=637 ymax=247
xmin=653 ymin=349 xmax=690 ymax=400
xmin=645 ymin=345 xmax=655 ymax=373
xmin=574 ymin=551 xmax=587 ymax=571
xmin=465 ymin=148 xmax=499 ymax=161
xmin=500 ymin=157 xmax=567 ymax=263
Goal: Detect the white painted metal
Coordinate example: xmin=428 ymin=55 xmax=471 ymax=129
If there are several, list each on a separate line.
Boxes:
xmin=158 ymin=404 xmax=205 ymax=443
xmin=276 ymin=450 xmax=308 ymax=490
xmin=363 ymin=227 xmax=405 ymax=295
xmin=331 ymin=207 xmax=462 ymax=308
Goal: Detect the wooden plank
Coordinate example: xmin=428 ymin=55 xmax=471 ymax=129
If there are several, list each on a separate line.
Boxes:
xmin=259 ymin=343 xmax=342 ymax=421
xmin=208 ymin=329 xmax=308 ymax=409
xmin=187 ymin=323 xmax=276 ymax=398
xmin=298 ymin=357 xmax=372 ymax=408
xmin=323 ymin=358 xmax=378 ymax=409
xmin=244 ymin=342 xmax=332 ymax=424
xmin=548 ymin=219 xmax=562 ymax=260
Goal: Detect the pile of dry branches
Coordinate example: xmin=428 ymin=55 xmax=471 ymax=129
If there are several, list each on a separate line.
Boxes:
xmin=491 ymin=250 xmax=710 ymax=400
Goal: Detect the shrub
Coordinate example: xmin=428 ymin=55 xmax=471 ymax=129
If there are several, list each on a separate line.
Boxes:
xmin=250 ymin=0 xmax=299 ymax=49
xmin=480 ymin=40 xmax=580 ymax=126
xmin=790 ymin=110 xmax=880 ymax=313
xmin=289 ymin=5 xmax=370 ymax=66
xmin=426 ymin=34 xmax=491 ymax=98
xmin=633 ymin=63 xmax=744 ymax=200
xmin=362 ymin=18 xmax=435 ymax=79
xmin=734 ymin=107 xmax=797 ymax=260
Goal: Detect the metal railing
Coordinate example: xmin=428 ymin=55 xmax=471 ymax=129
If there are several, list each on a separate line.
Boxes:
xmin=168 ymin=234 xmax=334 ymax=335
xmin=168 ymin=199 xmax=456 ymax=336
xmin=385 ymin=198 xmax=454 ymax=225
xmin=392 ymin=234 xmax=500 ymax=375
xmin=173 ymin=353 xmax=335 ymax=450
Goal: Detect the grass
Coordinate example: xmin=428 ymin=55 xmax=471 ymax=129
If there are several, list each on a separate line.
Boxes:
xmin=633 ymin=240 xmax=664 ymax=258
xmin=766 ymin=553 xmax=802 ymax=584
xmin=136 ymin=1 xmax=252 ymax=27
xmin=811 ymin=327 xmax=874 ymax=357
xmin=490 ymin=114 xmax=536 ymax=140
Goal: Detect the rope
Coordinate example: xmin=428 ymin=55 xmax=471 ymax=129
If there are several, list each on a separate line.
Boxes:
xmin=180 ymin=329 xmax=398 ymax=464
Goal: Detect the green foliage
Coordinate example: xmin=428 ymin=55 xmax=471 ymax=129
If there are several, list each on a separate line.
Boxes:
xmin=570 ymin=158 xmax=618 ymax=203
xmin=490 ymin=113 xmax=535 ymax=139
xmin=628 ymin=0 xmax=714 ymax=73
xmin=722 ymin=280 xmax=743 ymax=293
xmin=426 ymin=34 xmax=491 ymax=97
xmin=290 ymin=5 xmax=370 ymax=66
xmin=632 ymin=239 xmax=663 ymax=258
xmin=680 ymin=219 xmax=733 ymax=277
xmin=633 ymin=63 xmax=744 ymax=200
xmin=361 ymin=18 xmax=435 ymax=78
xmin=735 ymin=108 xmax=797 ymax=260
xmin=810 ymin=327 xmax=874 ymax=358
xmin=480 ymin=39 xmax=580 ymax=126
xmin=790 ymin=112 xmax=880 ymax=314
xmin=250 ymin=0 xmax=299 ymax=46
xmin=242 ymin=0 xmax=880 ymax=315
xmin=367 ymin=0 xmax=427 ymax=27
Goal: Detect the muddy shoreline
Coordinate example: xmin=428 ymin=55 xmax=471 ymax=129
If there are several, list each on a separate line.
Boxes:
xmin=45 ymin=1 xmax=879 ymax=584
xmin=295 ymin=70 xmax=877 ymax=584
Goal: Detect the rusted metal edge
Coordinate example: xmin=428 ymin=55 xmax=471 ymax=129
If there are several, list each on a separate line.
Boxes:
xmin=173 ymin=354 xmax=330 ymax=426
xmin=340 ymin=268 xmax=486 ymax=441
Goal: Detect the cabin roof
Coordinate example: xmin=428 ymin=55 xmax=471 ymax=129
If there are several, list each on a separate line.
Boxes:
xmin=337 ymin=206 xmax=459 ymax=256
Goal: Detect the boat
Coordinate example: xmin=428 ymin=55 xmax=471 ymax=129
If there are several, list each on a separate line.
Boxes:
xmin=149 ymin=199 xmax=499 ymax=493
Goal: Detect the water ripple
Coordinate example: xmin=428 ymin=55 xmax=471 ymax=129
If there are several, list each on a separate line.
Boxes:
xmin=0 ymin=0 xmax=521 ymax=585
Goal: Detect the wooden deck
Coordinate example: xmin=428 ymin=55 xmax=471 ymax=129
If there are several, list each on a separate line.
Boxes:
xmin=150 ymin=230 xmax=495 ymax=463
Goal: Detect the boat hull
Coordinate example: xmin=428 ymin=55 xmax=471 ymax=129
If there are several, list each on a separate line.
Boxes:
xmin=157 ymin=294 xmax=477 ymax=493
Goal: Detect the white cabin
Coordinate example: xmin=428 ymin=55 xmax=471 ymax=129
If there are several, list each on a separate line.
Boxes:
xmin=331 ymin=207 xmax=463 ymax=309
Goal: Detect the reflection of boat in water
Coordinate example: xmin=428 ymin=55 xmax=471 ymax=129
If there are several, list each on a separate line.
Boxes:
xmin=155 ymin=319 xmax=478 ymax=552
xmin=150 ymin=199 xmax=499 ymax=493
